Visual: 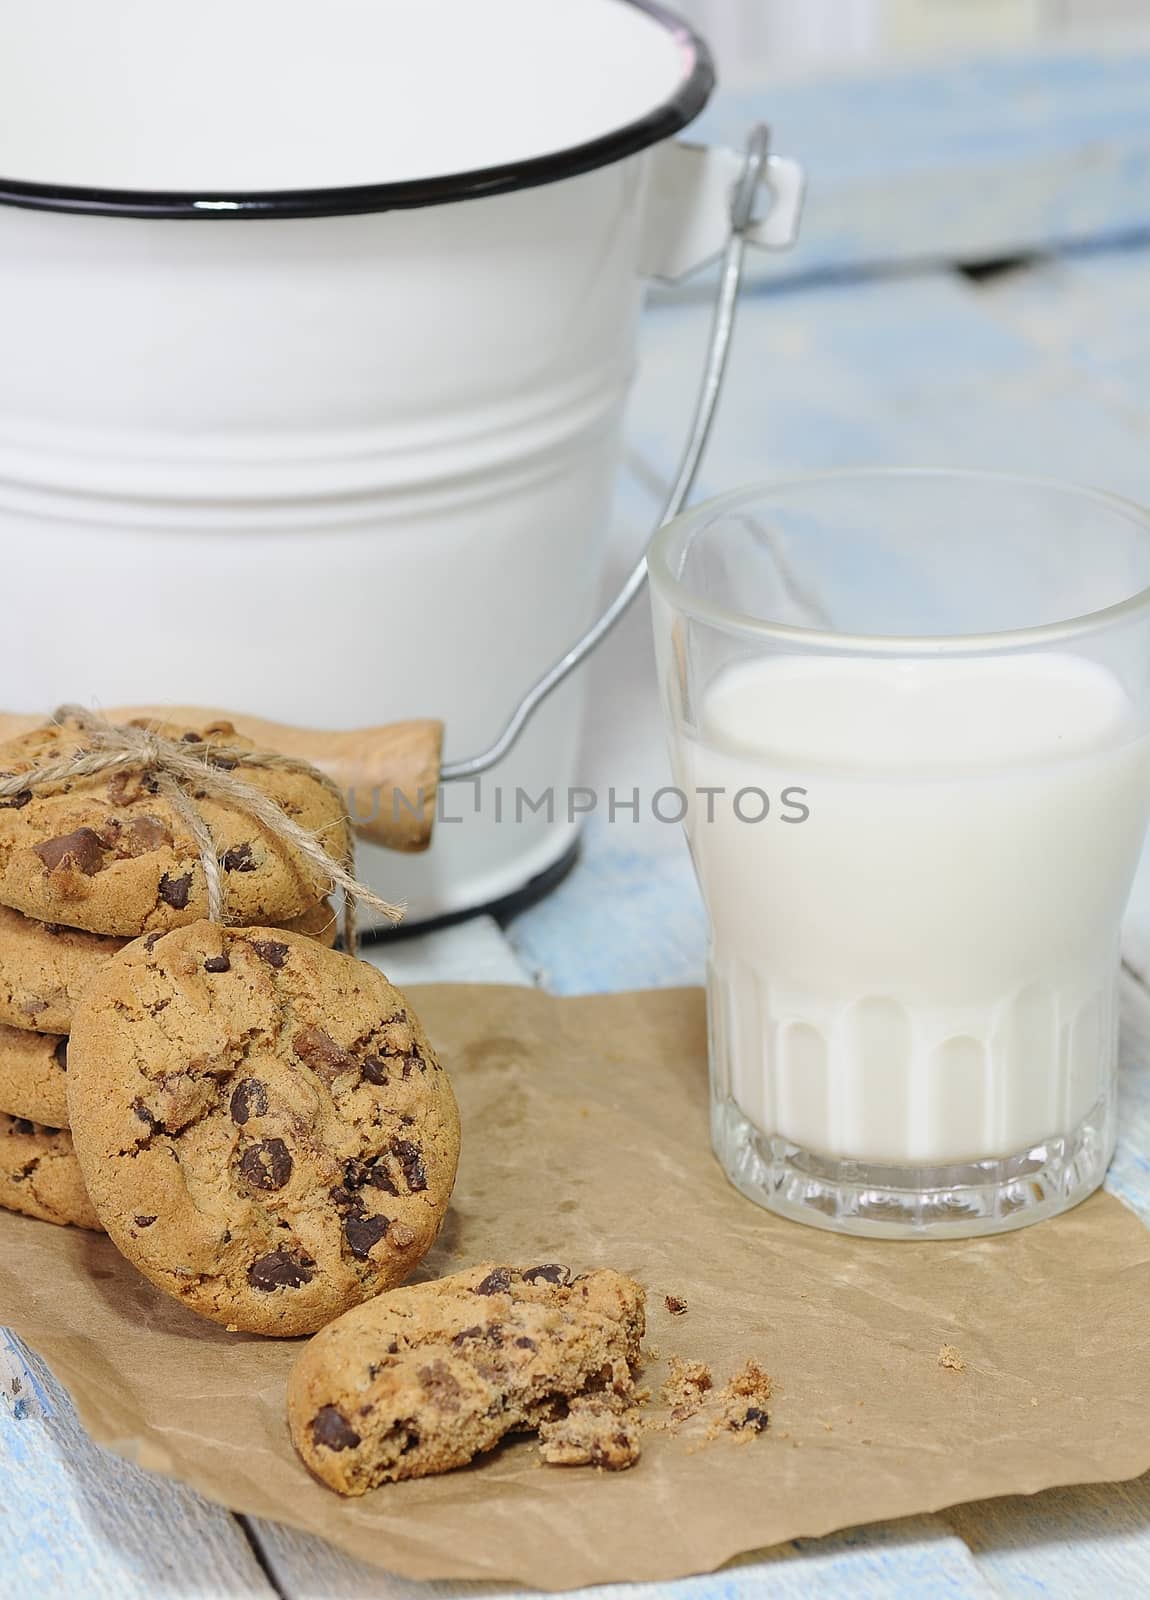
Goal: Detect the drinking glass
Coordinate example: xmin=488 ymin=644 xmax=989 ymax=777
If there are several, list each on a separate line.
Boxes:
xmin=648 ymin=469 xmax=1150 ymax=1237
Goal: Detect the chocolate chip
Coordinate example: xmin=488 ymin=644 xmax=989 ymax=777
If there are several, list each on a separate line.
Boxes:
xmin=523 ymin=1264 xmax=570 ymax=1286
xmin=391 ymin=1139 xmax=427 ymax=1193
xmin=35 ymin=827 xmax=106 ymax=875
xmin=293 ymin=1026 xmax=355 ymax=1082
xmin=247 ymin=1250 xmax=314 ymax=1291
xmin=158 ymin=871 xmax=192 ymax=909
xmin=221 ymin=842 xmax=255 ymax=873
xmin=474 ymin=1267 xmax=513 ymax=1297
xmin=239 ymin=1138 xmax=293 ymax=1191
xmin=311 ymin=1406 xmax=360 ymax=1452
xmin=11 ymin=1118 xmax=35 ymax=1136
xmin=203 ymin=954 xmax=230 ymax=974
xmin=361 ymin=1056 xmax=389 ymax=1086
xmin=732 ymin=1406 xmax=769 ymax=1433
xmin=367 ymin=1160 xmax=399 ymax=1196
xmin=514 ymin=1336 xmax=537 ymax=1350
xmin=0 ymin=789 xmax=31 ymax=809
xmin=207 ymin=752 xmax=239 ymax=770
xmin=250 ymin=940 xmax=288 ymax=968
xmin=344 ymin=1212 xmax=391 ymax=1260
xmin=134 ymin=1215 xmax=157 ymax=1228
xmin=52 ymin=1039 xmax=67 ymax=1072
xmin=132 ymin=1099 xmax=156 ymax=1127
xmin=143 ymin=932 xmax=164 ymax=952
xmin=451 ymin=1325 xmax=484 ymax=1345
xmin=181 ymin=732 xmax=202 ymax=743
xmin=337 ymin=1154 xmax=397 ymax=1199
xmin=230 ymin=1078 xmax=268 ymax=1125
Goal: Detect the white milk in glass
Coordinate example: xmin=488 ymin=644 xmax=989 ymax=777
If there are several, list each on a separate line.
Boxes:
xmin=680 ymin=653 xmax=1150 ymax=1166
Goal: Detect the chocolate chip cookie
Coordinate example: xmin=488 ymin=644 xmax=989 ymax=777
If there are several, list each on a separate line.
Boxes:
xmin=0 ymin=1113 xmax=101 ymax=1229
xmin=288 ymin=1263 xmax=646 ymax=1494
xmin=0 ymin=716 xmax=350 ymax=936
xmin=0 ymin=904 xmax=127 ymax=1033
xmin=283 ymin=898 xmax=340 ymax=951
xmin=0 ymin=1024 xmax=68 ymax=1126
xmin=67 ymin=923 xmax=460 ymax=1335
xmin=0 ymin=899 xmax=339 ymax=1037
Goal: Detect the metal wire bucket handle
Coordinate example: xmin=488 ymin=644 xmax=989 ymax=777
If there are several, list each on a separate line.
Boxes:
xmin=442 ymin=124 xmax=804 ymax=782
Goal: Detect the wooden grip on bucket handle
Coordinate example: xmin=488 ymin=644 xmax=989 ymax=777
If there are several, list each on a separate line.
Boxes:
xmin=0 ymin=707 xmax=443 ymax=854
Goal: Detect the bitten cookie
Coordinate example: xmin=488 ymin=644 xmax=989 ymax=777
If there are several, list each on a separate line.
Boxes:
xmin=0 ymin=1113 xmax=101 ymax=1229
xmin=67 ymin=923 xmax=460 ymax=1336
xmin=0 ymin=716 xmax=350 ymax=936
xmin=0 ymin=1024 xmax=68 ymax=1126
xmin=288 ymin=1263 xmax=646 ymax=1494
xmin=0 ymin=899 xmax=339 ymax=1035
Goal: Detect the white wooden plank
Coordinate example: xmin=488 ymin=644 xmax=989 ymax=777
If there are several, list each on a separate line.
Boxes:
xmin=946 ymin=1476 xmax=1150 ymax=1598
xmin=971 ymin=243 xmax=1150 ymax=406
xmin=244 ymin=1514 xmax=993 ymax=1600
xmin=360 ymin=914 xmax=533 ymax=990
xmin=691 ymin=43 xmax=1150 ymax=281
xmin=0 ymin=1333 xmax=274 ymax=1600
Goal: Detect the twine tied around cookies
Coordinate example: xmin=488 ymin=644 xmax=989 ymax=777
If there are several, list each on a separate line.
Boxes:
xmin=0 ymin=705 xmax=404 ymax=955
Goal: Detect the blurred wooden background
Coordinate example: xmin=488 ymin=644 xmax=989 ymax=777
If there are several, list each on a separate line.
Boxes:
xmin=676 ymin=0 xmax=1150 ymax=79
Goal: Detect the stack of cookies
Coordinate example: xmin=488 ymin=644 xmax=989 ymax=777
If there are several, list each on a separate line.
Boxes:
xmin=0 ymin=712 xmax=655 ymax=1490
xmin=0 ymin=713 xmax=344 ymax=1233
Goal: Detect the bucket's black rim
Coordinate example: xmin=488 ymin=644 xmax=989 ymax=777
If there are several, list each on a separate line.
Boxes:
xmin=0 ymin=0 xmax=713 ymax=219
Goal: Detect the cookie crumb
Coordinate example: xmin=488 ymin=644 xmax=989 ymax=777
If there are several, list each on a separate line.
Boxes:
xmin=706 ymin=1359 xmax=773 ymax=1440
xmin=539 ymin=1397 xmax=642 ymax=1471
xmin=664 ymin=1294 xmax=688 ymax=1316
xmin=660 ymin=1356 xmax=713 ymax=1424
xmin=938 ymin=1343 xmax=966 ymax=1372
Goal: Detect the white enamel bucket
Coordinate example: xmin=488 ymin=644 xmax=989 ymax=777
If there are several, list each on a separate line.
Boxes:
xmin=0 ymin=0 xmax=801 ymax=925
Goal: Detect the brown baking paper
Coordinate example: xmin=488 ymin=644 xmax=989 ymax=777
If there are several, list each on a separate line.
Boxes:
xmin=3 ymin=984 xmax=1150 ymax=1591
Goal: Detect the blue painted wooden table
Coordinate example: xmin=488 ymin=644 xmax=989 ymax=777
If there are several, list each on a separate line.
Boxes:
xmin=7 ymin=39 xmax=1150 ymax=1599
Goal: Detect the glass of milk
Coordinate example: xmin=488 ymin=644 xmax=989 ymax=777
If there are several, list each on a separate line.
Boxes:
xmin=648 ymin=469 xmax=1150 ymax=1237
